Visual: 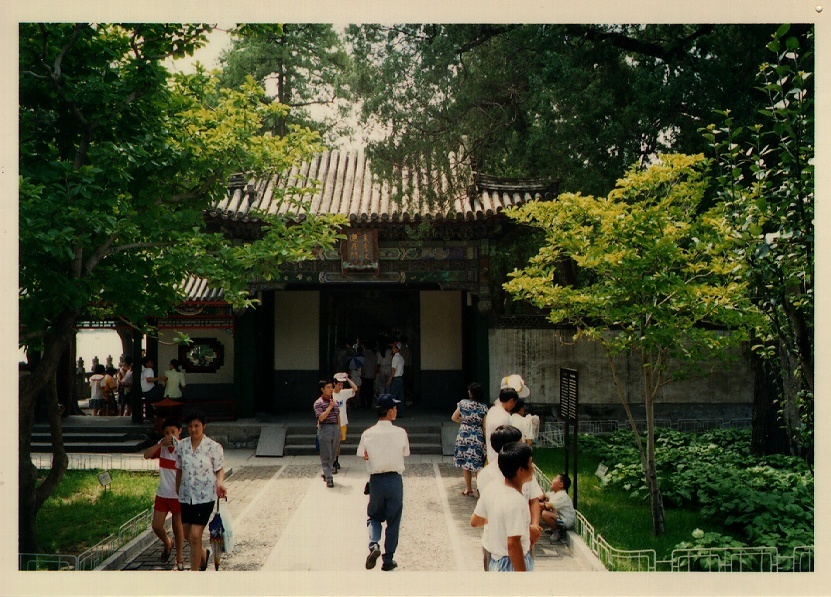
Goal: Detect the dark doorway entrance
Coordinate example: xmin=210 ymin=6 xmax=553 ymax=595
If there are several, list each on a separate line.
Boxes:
xmin=321 ymin=288 xmax=420 ymax=405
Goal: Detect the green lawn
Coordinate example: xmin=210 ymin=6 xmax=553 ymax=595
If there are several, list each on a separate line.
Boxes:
xmin=35 ymin=469 xmax=159 ymax=555
xmin=534 ymin=446 xmax=726 ymax=560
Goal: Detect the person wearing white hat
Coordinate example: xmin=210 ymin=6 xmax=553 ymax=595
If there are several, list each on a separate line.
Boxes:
xmin=333 ymin=372 xmax=358 ymax=472
xmin=501 ymin=374 xmax=531 ymax=399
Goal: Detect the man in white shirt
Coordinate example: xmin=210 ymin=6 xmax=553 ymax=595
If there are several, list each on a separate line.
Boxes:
xmin=140 ymin=356 xmax=164 ymax=419
xmin=485 ymin=388 xmax=517 ymax=465
xmin=387 ymin=341 xmax=406 ymax=417
xmin=357 ymin=394 xmax=410 ymax=571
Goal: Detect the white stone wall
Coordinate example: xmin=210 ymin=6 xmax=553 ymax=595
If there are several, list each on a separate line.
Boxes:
xmin=488 ymin=328 xmax=753 ymax=406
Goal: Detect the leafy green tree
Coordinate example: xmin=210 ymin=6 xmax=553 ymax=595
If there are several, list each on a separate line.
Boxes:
xmin=346 ymin=24 xmax=776 ymax=198
xmin=218 ymin=24 xmax=353 ymax=143
xmin=503 ymin=154 xmax=758 ymax=536
xmin=704 ymin=25 xmax=814 ymax=463
xmin=19 ymin=23 xmax=343 ymax=552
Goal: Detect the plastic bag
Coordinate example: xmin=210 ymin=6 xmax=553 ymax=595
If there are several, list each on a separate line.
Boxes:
xmin=208 ymin=498 xmax=234 ymax=555
xmin=218 ymin=498 xmax=234 ymax=554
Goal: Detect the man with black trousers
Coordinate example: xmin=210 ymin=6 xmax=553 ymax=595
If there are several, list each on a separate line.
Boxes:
xmin=357 ymin=394 xmax=410 ymax=571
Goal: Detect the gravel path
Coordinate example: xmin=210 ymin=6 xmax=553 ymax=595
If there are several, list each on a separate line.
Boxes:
xmin=124 ymin=454 xmax=596 ymax=573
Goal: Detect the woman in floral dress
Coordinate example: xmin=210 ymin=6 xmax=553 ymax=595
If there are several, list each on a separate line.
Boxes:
xmin=451 ymin=382 xmax=489 ymax=496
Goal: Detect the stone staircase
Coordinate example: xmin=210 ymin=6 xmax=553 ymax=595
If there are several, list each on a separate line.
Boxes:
xmin=283 ymin=420 xmax=443 ymax=456
xmin=31 ymin=419 xmax=156 ymax=454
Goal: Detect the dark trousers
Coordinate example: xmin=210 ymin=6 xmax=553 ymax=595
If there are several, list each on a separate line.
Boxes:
xmin=367 ymin=472 xmax=403 ymax=565
xmin=389 ymin=377 xmax=405 ymax=416
xmin=143 ymin=384 xmax=164 ymax=417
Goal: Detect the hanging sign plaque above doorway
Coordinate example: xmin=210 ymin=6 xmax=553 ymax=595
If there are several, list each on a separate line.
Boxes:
xmin=341 ymin=229 xmax=379 ymax=273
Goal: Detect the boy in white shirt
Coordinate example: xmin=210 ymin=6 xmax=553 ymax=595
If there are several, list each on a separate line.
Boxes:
xmin=541 ymin=473 xmax=576 ymax=542
xmin=333 ymin=372 xmax=358 ymax=472
xmin=471 ymin=442 xmax=536 ymax=571
xmin=476 ymin=424 xmax=543 ymax=570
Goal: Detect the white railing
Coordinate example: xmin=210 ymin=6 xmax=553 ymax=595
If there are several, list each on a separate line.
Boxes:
xmin=18 ymin=553 xmax=78 ymax=571
xmin=31 ymin=453 xmax=156 ymax=471
xmin=532 ymin=464 xmax=813 ymax=573
xmin=20 ymin=507 xmax=154 ymax=571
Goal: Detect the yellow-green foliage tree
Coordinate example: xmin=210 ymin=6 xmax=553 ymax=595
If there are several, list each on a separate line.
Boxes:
xmin=19 ymin=23 xmax=344 ymax=553
xmin=504 ymin=154 xmax=759 ymax=536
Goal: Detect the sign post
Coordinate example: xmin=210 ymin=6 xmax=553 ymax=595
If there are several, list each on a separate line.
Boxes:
xmin=558 ymin=367 xmax=579 ymax=508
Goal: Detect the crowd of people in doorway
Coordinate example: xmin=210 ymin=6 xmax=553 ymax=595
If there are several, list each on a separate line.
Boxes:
xmin=331 ymin=334 xmax=412 ymax=416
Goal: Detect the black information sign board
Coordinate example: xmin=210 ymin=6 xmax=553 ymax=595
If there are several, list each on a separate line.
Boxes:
xmin=559 ymin=368 xmax=578 ymax=421
xmin=560 ymin=367 xmax=579 ymax=509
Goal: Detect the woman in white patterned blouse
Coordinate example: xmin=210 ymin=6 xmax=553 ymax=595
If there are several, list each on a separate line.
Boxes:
xmin=175 ymin=409 xmax=227 ymax=571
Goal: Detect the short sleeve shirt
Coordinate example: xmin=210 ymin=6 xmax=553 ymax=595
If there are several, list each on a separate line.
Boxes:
xmin=175 ymin=435 xmax=224 ymax=505
xmin=548 ymin=489 xmax=576 ymax=529
xmin=150 ymin=440 xmax=179 ymax=499
xmin=474 ymin=482 xmax=531 ymax=558
xmin=140 ymin=367 xmax=154 ymax=393
xmin=314 ymin=396 xmax=339 ymax=425
xmin=334 ymin=388 xmax=354 ymax=426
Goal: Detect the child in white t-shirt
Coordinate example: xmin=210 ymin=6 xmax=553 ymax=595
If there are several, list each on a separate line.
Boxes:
xmin=143 ymin=418 xmax=184 ymax=570
xmin=471 ymin=441 xmax=536 ymax=571
xmin=332 ymin=372 xmax=358 ymax=471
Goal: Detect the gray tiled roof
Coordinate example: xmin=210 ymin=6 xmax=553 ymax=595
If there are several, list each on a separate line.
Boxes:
xmin=178 ymin=275 xmax=224 ymax=303
xmin=209 ymin=149 xmax=556 ymax=224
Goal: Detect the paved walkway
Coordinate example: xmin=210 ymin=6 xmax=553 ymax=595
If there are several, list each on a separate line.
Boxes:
xmin=118 ymin=449 xmax=602 ymax=575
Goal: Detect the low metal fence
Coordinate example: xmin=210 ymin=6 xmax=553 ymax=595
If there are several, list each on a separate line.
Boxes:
xmin=18 ymin=553 xmax=78 ymax=571
xmin=670 ymin=546 xmax=778 ymax=572
xmin=539 ymin=416 xmax=756 ymax=441
xmin=31 ymin=453 xmax=156 ymax=471
xmin=19 ymin=507 xmax=154 ymax=571
xmin=533 ymin=464 xmax=813 ymax=573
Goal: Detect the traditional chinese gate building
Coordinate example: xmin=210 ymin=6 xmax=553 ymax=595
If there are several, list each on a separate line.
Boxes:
xmin=152 ymin=149 xmax=558 ymax=416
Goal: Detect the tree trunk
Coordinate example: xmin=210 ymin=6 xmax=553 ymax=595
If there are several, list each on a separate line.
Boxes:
xmin=750 ymin=345 xmax=789 ymax=455
xmin=18 ymin=310 xmax=78 ymax=553
xmin=56 ymin=337 xmax=81 ymax=415
xmin=645 ymin=395 xmax=665 ymax=536
xmin=643 ymin=350 xmax=665 ymax=536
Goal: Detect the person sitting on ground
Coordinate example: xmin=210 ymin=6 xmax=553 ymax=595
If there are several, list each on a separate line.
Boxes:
xmin=143 ymin=417 xmax=185 ymax=570
xmin=540 ymin=473 xmax=576 ymax=542
xmin=474 ymin=424 xmax=543 ymax=570
xmin=471 ymin=442 xmax=536 ymax=572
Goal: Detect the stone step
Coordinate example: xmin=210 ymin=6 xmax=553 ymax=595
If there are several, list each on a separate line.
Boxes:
xmin=31 ymin=437 xmax=155 ymax=454
xmin=31 ymin=432 xmax=148 ymax=443
xmin=283 ymin=442 xmax=443 ymax=456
